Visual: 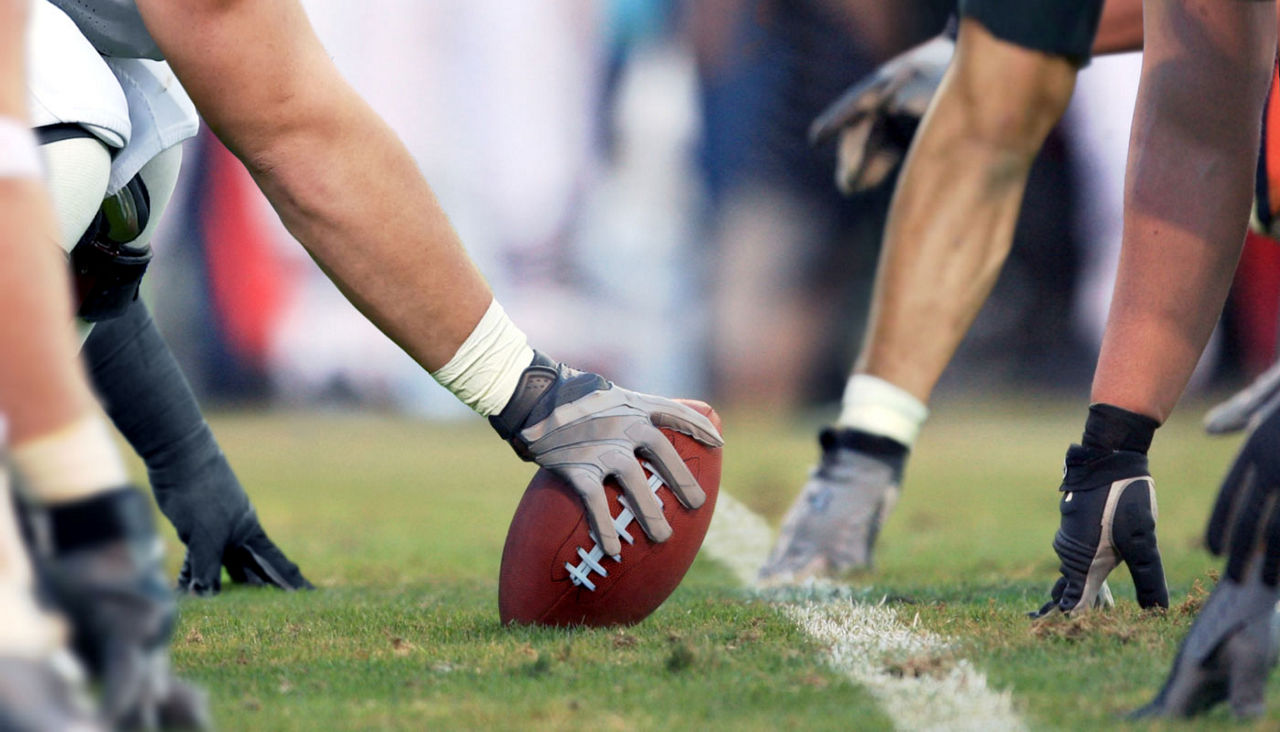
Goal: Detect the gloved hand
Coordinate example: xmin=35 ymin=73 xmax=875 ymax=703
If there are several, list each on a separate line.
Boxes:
xmin=84 ymin=297 xmax=311 ymax=595
xmin=30 ymin=487 xmax=211 ymax=730
xmin=1030 ymin=445 xmax=1168 ymax=618
xmin=490 ymin=352 xmax=724 ymax=557
xmin=1136 ymin=405 xmax=1280 ymax=718
xmin=809 ymin=35 xmax=953 ymax=195
xmin=758 ymin=427 xmax=905 ymax=583
xmin=167 ymin=490 xmax=312 ymax=596
xmin=1203 ymin=357 xmax=1280 ymax=435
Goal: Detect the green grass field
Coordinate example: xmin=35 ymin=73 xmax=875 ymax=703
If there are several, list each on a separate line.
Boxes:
xmin=152 ymin=396 xmax=1280 ymax=730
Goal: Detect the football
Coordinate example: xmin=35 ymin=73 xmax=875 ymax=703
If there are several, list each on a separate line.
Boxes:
xmin=498 ymin=400 xmax=723 ymax=627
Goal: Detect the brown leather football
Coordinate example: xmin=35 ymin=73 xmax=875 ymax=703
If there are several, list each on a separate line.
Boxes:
xmin=498 ymin=400 xmax=723 ymax=627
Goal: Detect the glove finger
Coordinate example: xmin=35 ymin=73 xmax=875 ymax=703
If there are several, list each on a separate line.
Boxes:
xmin=1113 ymin=480 xmax=1169 ymax=609
xmin=611 ymin=456 xmax=672 ymax=544
xmin=229 ymin=524 xmax=314 ymax=591
xmin=1261 ymin=497 xmax=1280 ymax=586
xmin=633 ymin=394 xmax=723 ymax=448
xmin=637 ymin=430 xmax=705 ymax=510
xmin=1204 ymin=359 xmax=1280 ymax=434
xmin=175 ymin=539 xmax=223 ymax=597
xmin=1028 ymin=576 xmax=1067 ymax=619
xmin=1207 ymin=454 xmax=1255 ymax=556
xmin=809 ymin=74 xmax=897 ymax=145
xmin=565 ymin=473 xmax=622 ymax=557
xmin=1226 ymin=469 xmax=1269 ymax=583
xmin=834 ymin=116 xmax=875 ymax=193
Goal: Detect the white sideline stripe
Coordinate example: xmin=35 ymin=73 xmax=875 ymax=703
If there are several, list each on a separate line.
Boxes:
xmin=702 ymin=491 xmax=1026 ymax=732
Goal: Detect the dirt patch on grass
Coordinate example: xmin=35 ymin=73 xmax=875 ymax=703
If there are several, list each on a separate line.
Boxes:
xmin=883 ymin=651 xmax=957 ymax=680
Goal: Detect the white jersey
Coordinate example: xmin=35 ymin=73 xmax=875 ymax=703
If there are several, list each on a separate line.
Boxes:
xmin=44 ymin=0 xmax=161 ymax=60
xmin=27 ymin=1 xmax=197 ymax=194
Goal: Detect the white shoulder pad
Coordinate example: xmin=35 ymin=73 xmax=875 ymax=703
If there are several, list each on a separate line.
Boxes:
xmin=103 ymin=59 xmax=199 ymax=195
xmin=26 ymin=2 xmax=130 ymax=150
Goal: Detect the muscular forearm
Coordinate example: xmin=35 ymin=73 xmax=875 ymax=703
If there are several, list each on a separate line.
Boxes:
xmin=1092 ymin=0 xmax=1275 ymax=421
xmin=139 ymin=0 xmax=493 ymax=371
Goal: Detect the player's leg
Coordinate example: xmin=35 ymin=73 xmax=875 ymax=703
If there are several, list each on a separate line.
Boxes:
xmin=761 ymin=1 xmax=1101 ymax=581
xmin=1036 ymin=0 xmax=1276 ymax=617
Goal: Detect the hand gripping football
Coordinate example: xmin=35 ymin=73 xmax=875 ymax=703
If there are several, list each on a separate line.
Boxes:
xmin=498 ymin=400 xmax=723 ymax=627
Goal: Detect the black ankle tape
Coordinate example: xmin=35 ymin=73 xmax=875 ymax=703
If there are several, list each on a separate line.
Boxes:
xmin=39 ymin=487 xmax=154 ymax=555
xmin=1081 ymin=403 xmax=1160 ymax=455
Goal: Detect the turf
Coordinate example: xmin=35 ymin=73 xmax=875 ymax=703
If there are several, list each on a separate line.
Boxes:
xmin=151 ymin=397 xmax=1280 ymax=729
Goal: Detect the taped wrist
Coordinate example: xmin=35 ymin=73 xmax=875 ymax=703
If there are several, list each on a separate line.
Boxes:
xmin=488 ymin=350 xmax=609 ymax=459
xmin=836 ymin=374 xmax=929 ymax=448
xmin=1082 ymin=403 xmax=1159 ymax=455
xmin=11 ymin=416 xmax=130 ymax=504
xmin=431 ymin=300 xmax=535 ymax=417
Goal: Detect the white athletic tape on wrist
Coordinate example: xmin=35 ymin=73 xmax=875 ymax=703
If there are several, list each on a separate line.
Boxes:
xmin=0 ymin=117 xmax=42 ymax=179
xmin=431 ymin=300 xmax=535 ymax=417
xmin=11 ymin=415 xmax=129 ymax=503
xmin=836 ymin=374 xmax=929 ymax=448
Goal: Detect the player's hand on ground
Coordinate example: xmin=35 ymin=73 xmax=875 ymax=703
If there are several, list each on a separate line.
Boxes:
xmin=758 ymin=428 xmax=904 ymax=583
xmin=176 ymin=511 xmax=313 ymax=596
xmin=1203 ymin=357 xmax=1280 ymax=435
xmin=154 ymin=464 xmax=311 ymax=595
xmin=1137 ymin=407 xmax=1280 ymax=718
xmin=1133 ymin=565 xmax=1280 ymax=719
xmin=809 ymin=35 xmax=952 ymax=195
xmin=1030 ymin=445 xmax=1168 ymax=618
xmin=490 ymin=351 xmax=723 ymax=557
xmin=34 ymin=488 xmax=212 ymax=729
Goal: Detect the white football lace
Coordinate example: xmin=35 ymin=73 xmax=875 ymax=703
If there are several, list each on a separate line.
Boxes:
xmin=565 ymin=462 xmax=664 ymax=591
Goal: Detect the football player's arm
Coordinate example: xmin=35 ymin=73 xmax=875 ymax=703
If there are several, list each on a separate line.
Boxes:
xmin=135 ymin=0 xmax=492 ymax=372
xmin=1094 ymin=0 xmax=1144 ymax=55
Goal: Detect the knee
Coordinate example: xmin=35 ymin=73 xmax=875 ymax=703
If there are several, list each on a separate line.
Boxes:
xmin=39 ymin=134 xmax=112 ymax=254
xmin=943 ymin=18 xmax=1078 ymax=156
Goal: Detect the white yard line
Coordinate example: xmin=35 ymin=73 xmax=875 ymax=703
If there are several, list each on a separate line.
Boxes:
xmin=702 ymin=491 xmax=1027 ymax=732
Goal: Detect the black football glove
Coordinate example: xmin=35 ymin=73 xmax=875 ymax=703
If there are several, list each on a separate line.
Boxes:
xmin=1031 ymin=445 xmax=1168 ymax=618
xmin=490 ymin=351 xmax=723 ymax=557
xmin=1136 ymin=405 xmax=1280 ymax=718
xmin=84 ymin=298 xmax=311 ymax=595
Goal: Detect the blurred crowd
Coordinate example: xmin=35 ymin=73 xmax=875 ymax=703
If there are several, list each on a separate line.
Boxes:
xmin=146 ymin=0 xmax=1280 ymax=416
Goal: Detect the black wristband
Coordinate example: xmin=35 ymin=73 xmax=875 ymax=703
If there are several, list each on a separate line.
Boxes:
xmin=35 ymin=487 xmax=155 ymax=555
xmin=1081 ymin=403 xmax=1160 ymax=455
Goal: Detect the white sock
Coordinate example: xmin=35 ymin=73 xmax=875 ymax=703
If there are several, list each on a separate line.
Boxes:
xmin=11 ymin=415 xmax=129 ymax=504
xmin=836 ymin=374 xmax=929 ymax=448
xmin=431 ymin=300 xmax=535 ymax=417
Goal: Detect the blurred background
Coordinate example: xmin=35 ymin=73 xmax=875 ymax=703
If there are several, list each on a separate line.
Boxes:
xmin=144 ymin=0 xmax=1280 ymax=419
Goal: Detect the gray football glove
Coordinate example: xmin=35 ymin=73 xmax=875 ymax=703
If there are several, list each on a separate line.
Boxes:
xmin=810 ymin=36 xmax=953 ymax=195
xmin=758 ymin=428 xmax=903 ymax=583
xmin=491 ymin=352 xmax=723 ymax=557
xmin=1203 ymin=357 xmax=1280 ymax=435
